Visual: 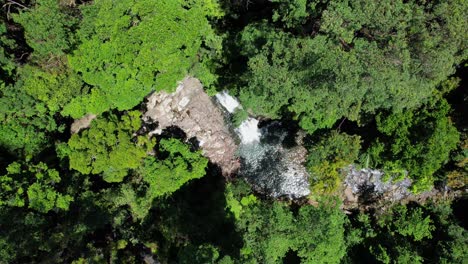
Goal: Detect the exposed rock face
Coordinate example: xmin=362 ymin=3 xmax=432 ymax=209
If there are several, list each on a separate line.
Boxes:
xmin=144 ymin=77 xmax=240 ymax=176
xmin=342 ymin=165 xmax=464 ymax=210
xmin=343 ymin=166 xmax=413 ymax=209
xmin=71 ymin=114 xmax=97 ymax=134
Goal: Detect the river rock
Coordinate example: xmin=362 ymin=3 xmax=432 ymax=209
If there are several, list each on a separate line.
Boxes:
xmin=71 ymin=114 xmax=97 ymax=134
xmin=342 ymin=165 xmax=413 ymax=209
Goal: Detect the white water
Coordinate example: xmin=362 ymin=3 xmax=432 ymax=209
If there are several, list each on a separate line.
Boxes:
xmin=215 ymin=90 xmax=310 ymax=199
xmin=215 ymin=91 xmax=261 ymax=144
xmin=235 ymin=118 xmax=261 ymax=144
xmin=215 ymin=91 xmax=241 ymax=113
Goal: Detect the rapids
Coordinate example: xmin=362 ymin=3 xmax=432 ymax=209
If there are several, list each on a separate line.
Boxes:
xmin=215 ymin=91 xmax=311 ymax=198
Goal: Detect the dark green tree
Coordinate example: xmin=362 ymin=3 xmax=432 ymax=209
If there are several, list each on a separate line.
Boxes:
xmin=347 ymin=202 xmax=467 ymax=264
xmin=226 ymin=181 xmax=348 ymax=263
xmin=367 ymin=98 xmax=460 ymax=192
xmin=12 ymin=0 xmax=78 ymax=63
xmin=0 ymin=83 xmax=59 ymax=159
xmin=111 ymin=138 xmax=208 ymax=220
xmin=234 ymin=0 xmax=467 ymax=133
xmin=307 ymin=131 xmax=361 ymax=194
xmin=0 ymin=161 xmax=73 ymax=213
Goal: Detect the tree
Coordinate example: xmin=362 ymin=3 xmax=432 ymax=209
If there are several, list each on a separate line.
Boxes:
xmin=379 ymin=205 xmax=435 ymax=241
xmin=445 ymin=135 xmax=467 ymax=189
xmin=346 ymin=202 xmax=467 ymax=264
xmin=233 ymin=0 xmax=467 ymax=133
xmin=12 ymin=0 xmax=78 ymax=63
xmin=0 ymin=64 xmax=82 ymax=159
xmin=367 ymin=98 xmax=460 ymax=192
xmin=113 ymin=138 xmax=208 ymax=220
xmin=140 ymin=138 xmax=208 ymax=198
xmin=0 ymin=83 xmax=59 ymax=159
xmin=0 ymin=23 xmax=16 ymax=87
xmin=226 ymin=181 xmax=348 ymax=263
xmin=19 ymin=65 xmax=83 ymax=112
xmin=0 ymin=161 xmax=73 ymax=213
xmin=62 ymin=111 xmax=155 ymax=183
xmin=63 ymin=0 xmax=223 ymax=118
xmin=307 ymin=131 xmax=361 ymax=194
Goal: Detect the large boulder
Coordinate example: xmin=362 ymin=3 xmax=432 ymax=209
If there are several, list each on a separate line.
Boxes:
xmin=144 ymin=77 xmax=240 ymax=176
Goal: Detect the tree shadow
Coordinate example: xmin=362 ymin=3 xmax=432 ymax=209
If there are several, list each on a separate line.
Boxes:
xmin=357 ymin=184 xmax=381 ymax=206
xmin=139 ymin=162 xmax=243 ymax=261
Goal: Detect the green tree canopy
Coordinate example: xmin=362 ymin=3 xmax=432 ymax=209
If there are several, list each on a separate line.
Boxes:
xmin=0 ymin=83 xmax=59 ymax=159
xmin=0 ymin=161 xmax=73 ymax=213
xmin=307 ymin=131 xmax=361 ymax=194
xmin=0 ymin=23 xmax=16 ymax=86
xmin=12 ymin=0 xmax=78 ymax=63
xmin=63 ymin=0 xmax=223 ymax=118
xmin=234 ymin=0 xmax=467 ymax=133
xmin=226 ymin=181 xmax=348 ymax=263
xmin=367 ymin=98 xmax=460 ymax=192
xmin=112 ymin=138 xmax=208 ymax=220
xmin=62 ymin=111 xmax=155 ymax=183
xmin=348 ymin=203 xmax=467 ymax=264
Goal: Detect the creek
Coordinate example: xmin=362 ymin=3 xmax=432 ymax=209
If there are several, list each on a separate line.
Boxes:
xmin=215 ymin=91 xmax=311 ymax=199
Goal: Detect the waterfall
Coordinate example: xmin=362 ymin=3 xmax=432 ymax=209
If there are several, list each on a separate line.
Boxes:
xmin=215 ymin=91 xmax=311 ymax=199
xmin=215 ymin=91 xmax=241 ymax=113
xmin=215 ymin=91 xmax=261 ymax=144
xmin=235 ymin=118 xmax=261 ymax=144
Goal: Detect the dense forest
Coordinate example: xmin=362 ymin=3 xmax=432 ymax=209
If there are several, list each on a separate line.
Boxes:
xmin=0 ymin=0 xmax=466 ymax=263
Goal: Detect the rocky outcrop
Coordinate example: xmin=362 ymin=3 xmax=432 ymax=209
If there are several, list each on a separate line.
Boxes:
xmin=341 ymin=165 xmax=463 ymax=211
xmin=143 ymin=77 xmax=240 ymax=176
xmin=342 ymin=166 xmax=412 ymax=209
xmin=71 ymin=114 xmax=97 ymax=134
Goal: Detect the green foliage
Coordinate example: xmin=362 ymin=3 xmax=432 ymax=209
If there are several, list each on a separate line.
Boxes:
xmin=0 ymin=63 xmax=82 ymax=159
xmin=114 ymin=138 xmax=208 ymax=220
xmin=225 ymin=182 xmax=257 ymax=220
xmin=271 ymin=0 xmax=314 ymax=29
xmin=19 ymin=65 xmax=83 ymax=112
xmin=64 ymin=111 xmax=155 ymax=182
xmin=347 ymin=202 xmax=467 ymax=263
xmin=0 ymin=1 xmax=466 ymax=263
xmin=227 ymin=182 xmax=348 ymax=263
xmin=65 ymin=0 xmax=222 ymax=117
xmin=12 ymin=0 xmax=78 ymax=62
xmin=178 ymin=244 xmax=222 ymax=264
xmin=307 ymin=131 xmax=361 ymax=194
xmin=235 ymin=0 xmax=467 ymax=133
xmin=446 ymin=136 xmax=468 ymax=189
xmin=367 ymin=98 xmax=460 ymax=192
xmin=0 ymin=23 xmax=16 ymax=85
xmin=231 ymin=108 xmax=249 ymax=127
xmin=140 ymin=138 xmax=208 ymax=198
xmin=438 ymin=223 xmax=468 ymax=264
xmin=0 ymin=162 xmax=73 ymax=213
xmin=0 ymin=83 xmax=59 ymax=159
xmin=379 ymin=205 xmax=435 ymax=241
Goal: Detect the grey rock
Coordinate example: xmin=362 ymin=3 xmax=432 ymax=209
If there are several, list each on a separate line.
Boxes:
xmin=144 ymin=77 xmax=240 ymax=176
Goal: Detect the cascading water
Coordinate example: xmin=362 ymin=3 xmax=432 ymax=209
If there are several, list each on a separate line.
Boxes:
xmin=215 ymin=91 xmax=311 ymax=199
xmin=235 ymin=118 xmax=261 ymax=144
xmin=215 ymin=91 xmax=241 ymax=113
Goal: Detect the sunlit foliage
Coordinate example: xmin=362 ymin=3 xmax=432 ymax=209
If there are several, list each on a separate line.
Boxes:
xmin=64 ymin=0 xmax=223 ymax=118
xmin=63 ymin=111 xmax=155 ymax=182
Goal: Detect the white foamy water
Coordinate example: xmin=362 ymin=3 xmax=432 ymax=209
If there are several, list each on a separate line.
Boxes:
xmin=214 ymin=90 xmax=310 ymax=199
xmin=236 ymin=118 xmax=261 ymax=144
xmin=215 ymin=91 xmax=241 ymax=113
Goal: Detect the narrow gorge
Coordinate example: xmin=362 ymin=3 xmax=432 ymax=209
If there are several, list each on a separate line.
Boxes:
xmin=140 ymin=77 xmax=455 ymax=206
